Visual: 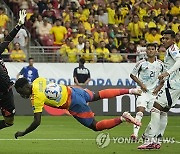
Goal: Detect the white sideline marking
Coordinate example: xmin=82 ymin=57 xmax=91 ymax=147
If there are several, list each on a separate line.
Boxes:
xmin=0 ymin=139 xmax=95 ymax=141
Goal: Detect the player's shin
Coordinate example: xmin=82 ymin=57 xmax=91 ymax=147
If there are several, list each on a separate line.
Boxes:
xmin=146 ymin=107 xmax=161 ymax=143
xmin=156 ymin=111 xmax=168 ymax=139
xmin=133 ymin=111 xmax=143 ymax=137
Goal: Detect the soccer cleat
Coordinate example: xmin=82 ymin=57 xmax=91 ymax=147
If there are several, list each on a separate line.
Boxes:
xmin=130 ymin=134 xmax=138 ymax=142
xmin=129 ymin=88 xmax=142 ymax=96
xmin=137 ymin=143 xmax=161 ymax=150
xmin=154 ymin=143 xmax=161 ymax=149
xmin=122 ymin=112 xmax=141 ymax=126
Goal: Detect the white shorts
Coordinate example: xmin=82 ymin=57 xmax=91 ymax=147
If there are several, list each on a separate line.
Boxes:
xmin=136 ymin=91 xmax=156 ymax=112
xmin=155 ymin=87 xmax=180 ymax=108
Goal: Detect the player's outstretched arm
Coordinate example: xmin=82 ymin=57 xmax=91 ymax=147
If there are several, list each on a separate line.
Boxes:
xmin=15 ymin=112 xmax=42 ymax=139
xmin=0 ymin=10 xmax=26 ymax=55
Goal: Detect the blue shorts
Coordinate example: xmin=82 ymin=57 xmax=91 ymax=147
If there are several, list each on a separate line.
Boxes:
xmin=68 ymin=87 xmax=95 ymax=128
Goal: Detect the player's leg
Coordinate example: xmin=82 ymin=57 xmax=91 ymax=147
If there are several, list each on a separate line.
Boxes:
xmin=131 ymin=106 xmax=144 ymax=141
xmin=132 ymin=92 xmax=155 ymax=140
xmin=91 ymin=88 xmax=141 ymax=102
xmin=90 ymin=112 xmax=141 ymax=131
xmin=138 ymin=87 xmax=176 ymax=149
xmin=69 ymin=88 xmax=141 ymax=131
xmin=0 ymin=89 xmax=15 ymax=129
xmin=73 ymin=111 xmax=141 ymax=131
xmin=156 ymin=111 xmax=168 ymax=139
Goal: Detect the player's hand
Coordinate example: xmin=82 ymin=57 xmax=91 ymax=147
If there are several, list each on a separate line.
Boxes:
xmin=18 ymin=9 xmax=27 ymax=26
xmin=15 ymin=131 xmax=25 ymax=139
xmin=158 ymin=72 xmax=169 ymax=80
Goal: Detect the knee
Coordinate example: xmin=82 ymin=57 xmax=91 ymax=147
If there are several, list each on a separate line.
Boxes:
xmin=89 ymin=121 xmax=98 ymax=131
xmin=4 ymin=117 xmax=14 ymax=127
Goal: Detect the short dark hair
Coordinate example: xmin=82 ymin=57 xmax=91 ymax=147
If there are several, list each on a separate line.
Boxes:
xmin=79 ymin=58 xmax=85 ymax=64
xmin=162 ymin=30 xmax=176 ymax=38
xmin=146 ymin=43 xmax=157 ymax=49
xmin=14 ymin=78 xmax=29 ymax=89
xmin=28 ymin=57 xmax=34 ymax=61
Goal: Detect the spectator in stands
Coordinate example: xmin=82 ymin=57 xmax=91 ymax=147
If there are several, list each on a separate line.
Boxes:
xmin=13 ymin=27 xmax=28 ymax=57
xmin=37 ymin=0 xmax=48 ymax=14
xmin=10 ymin=42 xmax=26 ymax=62
xmin=0 ymin=7 xmax=10 ymax=30
xmin=118 ymin=37 xmax=129 ymax=62
xmin=169 ymin=16 xmax=180 ymax=33
xmin=136 ymin=38 xmax=147 ymax=61
xmin=169 ymin=1 xmax=180 ymax=16
xmin=95 ymin=40 xmax=109 ymax=62
xmin=98 ymin=8 xmax=108 ymax=25
xmin=81 ymin=40 xmax=95 ymax=63
xmin=70 ymin=28 xmax=79 ymax=46
xmin=128 ymin=14 xmax=145 ymax=43
xmin=17 ymin=57 xmax=39 ymax=84
xmin=145 ymin=27 xmax=162 ymax=45
xmin=73 ymin=57 xmax=91 ymax=86
xmin=158 ymin=44 xmax=166 ymax=62
xmin=64 ymin=21 xmax=72 ymax=38
xmin=37 ymin=17 xmax=52 ymax=45
xmin=59 ymin=38 xmax=71 ymax=62
xmin=66 ymin=40 xmax=79 ymax=63
xmin=133 ymin=0 xmax=152 ymax=21
xmin=19 ymin=0 xmax=32 ymax=10
xmin=105 ymin=37 xmax=117 ymax=53
xmin=107 ymin=1 xmax=116 ymax=25
xmin=42 ymin=2 xmax=57 ymax=24
xmin=108 ymin=48 xmax=123 ymax=63
xmin=157 ymin=16 xmax=167 ymax=33
xmin=83 ymin=15 xmax=95 ymax=32
xmin=77 ymin=36 xmax=85 ymax=51
xmin=127 ymin=41 xmax=137 ymax=63
xmin=33 ymin=14 xmax=43 ymax=34
xmin=50 ymin=19 xmax=67 ymax=46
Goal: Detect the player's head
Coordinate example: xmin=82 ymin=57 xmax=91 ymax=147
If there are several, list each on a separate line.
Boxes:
xmin=15 ymin=78 xmax=32 ymax=99
xmin=28 ymin=57 xmax=34 ymax=66
xmin=161 ymin=30 xmax=176 ymax=49
xmin=146 ymin=43 xmax=157 ymax=58
xmin=79 ymin=57 xmax=85 ymax=66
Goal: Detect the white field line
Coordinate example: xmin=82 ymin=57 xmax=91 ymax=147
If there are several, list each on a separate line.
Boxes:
xmin=0 ymin=139 xmax=95 ymax=141
xmin=0 ymin=139 xmax=179 ymax=143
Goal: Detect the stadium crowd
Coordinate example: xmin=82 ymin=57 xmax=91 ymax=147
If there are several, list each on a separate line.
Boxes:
xmin=2 ymin=0 xmax=180 ymax=63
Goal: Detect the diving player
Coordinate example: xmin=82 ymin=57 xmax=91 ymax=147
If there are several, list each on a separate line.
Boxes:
xmin=14 ymin=77 xmax=142 ymax=138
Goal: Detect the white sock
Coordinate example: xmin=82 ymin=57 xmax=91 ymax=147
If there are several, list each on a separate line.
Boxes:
xmin=133 ymin=111 xmax=143 ymax=137
xmin=146 ymin=107 xmax=161 ymax=142
xmin=156 ymin=111 xmax=168 ymax=138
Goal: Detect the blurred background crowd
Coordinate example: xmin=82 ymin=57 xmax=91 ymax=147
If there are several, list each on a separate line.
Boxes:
xmin=1 ymin=0 xmax=180 ymax=63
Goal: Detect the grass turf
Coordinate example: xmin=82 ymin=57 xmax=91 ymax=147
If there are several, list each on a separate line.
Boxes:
xmin=0 ymin=116 xmax=179 ymax=154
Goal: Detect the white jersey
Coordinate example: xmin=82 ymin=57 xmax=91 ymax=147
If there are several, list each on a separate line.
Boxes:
xmin=131 ymin=58 xmax=164 ymax=91
xmin=164 ymin=44 xmax=180 ymax=89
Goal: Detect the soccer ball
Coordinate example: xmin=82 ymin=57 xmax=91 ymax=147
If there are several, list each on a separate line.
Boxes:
xmin=44 ymin=83 xmax=61 ymax=100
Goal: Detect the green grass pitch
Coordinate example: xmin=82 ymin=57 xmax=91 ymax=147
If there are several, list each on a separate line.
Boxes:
xmin=0 ymin=116 xmax=179 ymax=154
